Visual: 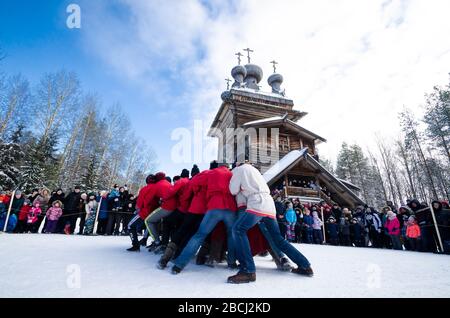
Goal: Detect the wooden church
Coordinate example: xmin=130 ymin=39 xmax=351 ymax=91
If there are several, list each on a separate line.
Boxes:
xmin=208 ymin=50 xmax=365 ymax=208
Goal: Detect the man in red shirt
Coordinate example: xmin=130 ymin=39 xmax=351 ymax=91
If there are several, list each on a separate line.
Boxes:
xmin=157 ymin=165 xmax=206 ymax=269
xmin=127 ymin=174 xmax=158 ymax=251
xmin=143 ymin=172 xmax=177 ymax=251
xmin=171 ymin=162 xmax=237 ymax=274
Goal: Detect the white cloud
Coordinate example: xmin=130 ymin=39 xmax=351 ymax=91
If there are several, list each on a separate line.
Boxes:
xmin=82 ymin=0 xmax=450 ymax=169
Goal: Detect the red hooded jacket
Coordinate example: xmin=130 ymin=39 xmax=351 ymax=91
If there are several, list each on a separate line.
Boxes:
xmin=204 ymin=166 xmax=237 ymax=212
xmin=137 ymin=183 xmax=160 ymax=219
xmin=155 ymin=179 xmax=177 ymax=211
xmin=182 ymin=171 xmax=209 ymax=215
xmin=164 ymin=177 xmax=190 ymax=213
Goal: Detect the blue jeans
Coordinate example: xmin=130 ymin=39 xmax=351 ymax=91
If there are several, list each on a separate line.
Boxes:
xmin=236 ymin=208 xmax=284 ymax=259
xmin=173 ymin=209 xmax=236 ymax=269
xmin=233 ymin=211 xmax=311 ymax=274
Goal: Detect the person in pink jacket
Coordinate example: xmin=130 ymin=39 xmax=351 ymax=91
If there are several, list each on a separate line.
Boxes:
xmin=385 ymin=210 xmax=402 ymax=250
xmin=27 ymin=200 xmax=42 ymax=233
xmin=45 ymin=200 xmax=63 ymax=233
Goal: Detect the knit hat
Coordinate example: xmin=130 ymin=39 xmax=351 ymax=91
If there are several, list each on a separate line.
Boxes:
xmin=209 ymin=160 xmax=219 ymax=170
xmin=180 ymin=169 xmax=190 ymax=178
xmin=191 ymin=164 xmax=200 ymax=177
xmin=15 ymin=190 xmax=22 ymax=196
xmin=408 ymin=215 xmax=416 ymax=223
xmin=145 ymin=174 xmax=156 ymax=184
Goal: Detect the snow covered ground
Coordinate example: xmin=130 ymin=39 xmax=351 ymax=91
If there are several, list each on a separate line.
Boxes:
xmin=1 ymin=234 xmax=449 ymax=298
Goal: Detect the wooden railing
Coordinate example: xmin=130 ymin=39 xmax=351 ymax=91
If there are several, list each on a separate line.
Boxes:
xmin=286 ymin=186 xmax=336 ymax=206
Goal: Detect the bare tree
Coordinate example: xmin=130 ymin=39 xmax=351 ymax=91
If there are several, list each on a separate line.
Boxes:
xmin=0 ymin=74 xmax=30 ymax=139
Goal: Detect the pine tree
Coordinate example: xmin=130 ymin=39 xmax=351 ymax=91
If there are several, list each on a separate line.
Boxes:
xmin=423 ymin=79 xmax=450 ymax=167
xmin=0 ymin=141 xmax=24 ymax=189
xmin=19 ymin=132 xmax=59 ymax=191
xmin=80 ymin=154 xmax=99 ymax=192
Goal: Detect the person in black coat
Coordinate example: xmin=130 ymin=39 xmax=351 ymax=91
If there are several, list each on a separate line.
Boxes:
xmin=28 ymin=189 xmax=39 ymax=204
xmin=326 ymin=216 xmax=339 ymax=245
xmin=350 ymin=218 xmax=364 ymax=247
xmin=122 ymin=193 xmax=136 ymax=235
xmin=57 ymin=186 xmax=82 ymax=234
xmin=410 ymin=199 xmax=436 ymax=252
xmin=432 ymin=201 xmax=450 ymax=254
xmin=274 ymin=196 xmax=286 ymax=238
xmin=331 ymin=204 xmax=342 ymax=221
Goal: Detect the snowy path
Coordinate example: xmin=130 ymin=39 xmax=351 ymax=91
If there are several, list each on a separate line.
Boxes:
xmin=0 ymin=234 xmax=449 ymax=298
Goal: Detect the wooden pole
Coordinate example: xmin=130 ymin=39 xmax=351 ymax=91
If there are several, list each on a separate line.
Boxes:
xmin=428 ymin=200 xmax=444 ymax=253
xmin=93 ymin=196 xmax=102 ymax=235
xmin=3 ymin=190 xmax=16 ymax=232
xmin=321 ymin=206 xmax=326 ymax=244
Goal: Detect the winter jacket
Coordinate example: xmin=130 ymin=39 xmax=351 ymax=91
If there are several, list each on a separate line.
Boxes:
xmin=11 ymin=196 xmax=25 ymax=216
xmin=285 ymin=208 xmax=297 ymax=224
xmin=385 ymin=216 xmax=400 ymax=235
xmin=164 ymin=177 xmax=190 ymax=212
xmin=350 ymin=222 xmax=363 ymax=240
xmin=406 ymin=224 xmax=421 ymax=239
xmin=98 ymin=196 xmax=109 ymax=219
xmin=229 ymin=163 xmax=273 ymax=218
xmin=327 ymin=222 xmax=339 ymax=238
xmin=46 ymin=206 xmax=63 ymax=221
xmin=27 ymin=206 xmax=41 ymax=224
xmin=137 ymin=183 xmax=161 ymax=219
xmin=183 ymin=172 xmax=209 ymax=215
xmin=275 ymin=200 xmax=285 ymax=223
xmin=19 ymin=205 xmax=30 ymax=221
xmin=64 ymin=191 xmax=82 ymax=212
xmin=205 ymin=166 xmax=237 ymax=212
xmin=340 ymin=220 xmax=350 ymax=236
xmin=312 ymin=212 xmax=323 ymax=230
xmin=0 ymin=194 xmax=11 ymax=206
xmin=34 ymin=194 xmax=50 ymax=214
xmin=303 ymin=215 xmax=314 ymax=227
xmin=85 ymin=200 xmax=98 ymax=215
xmin=151 ymin=179 xmax=176 ymax=211
xmin=364 ymin=210 xmax=382 ymax=232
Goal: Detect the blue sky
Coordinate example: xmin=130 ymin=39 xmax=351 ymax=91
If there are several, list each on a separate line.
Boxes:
xmin=2 ymin=0 xmax=450 ymax=178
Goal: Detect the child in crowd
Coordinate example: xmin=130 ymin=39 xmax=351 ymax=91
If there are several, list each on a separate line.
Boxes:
xmin=339 ymin=217 xmax=351 ymax=246
xmin=27 ymin=200 xmax=42 ymax=233
xmin=350 ymin=218 xmax=364 ymax=247
xmin=285 ymin=202 xmax=297 ymax=242
xmin=406 ymin=216 xmax=421 ymax=251
xmin=17 ymin=199 xmax=31 ymax=233
xmin=84 ymin=193 xmax=98 ymax=235
xmin=326 ymin=216 xmax=339 ymax=245
xmin=45 ymin=200 xmax=63 ymax=233
xmin=312 ymin=211 xmax=323 ymax=244
xmin=385 ymin=210 xmax=402 ymax=250
xmin=302 ymin=209 xmax=314 ymax=243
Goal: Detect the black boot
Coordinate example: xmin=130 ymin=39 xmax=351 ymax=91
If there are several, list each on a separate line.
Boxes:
xmin=158 ymin=242 xmax=177 ymax=269
xmin=171 ymin=265 xmax=182 ymax=275
xmin=227 ymin=271 xmax=256 ymax=284
xmin=292 ymin=266 xmax=314 ymax=277
xmin=139 ymin=237 xmax=148 ymax=246
xmin=127 ymin=244 xmax=140 ymax=252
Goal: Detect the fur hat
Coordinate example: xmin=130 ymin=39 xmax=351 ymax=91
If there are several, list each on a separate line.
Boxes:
xmin=155 ymin=172 xmax=166 ymax=181
xmin=53 ymin=200 xmax=63 ymax=207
